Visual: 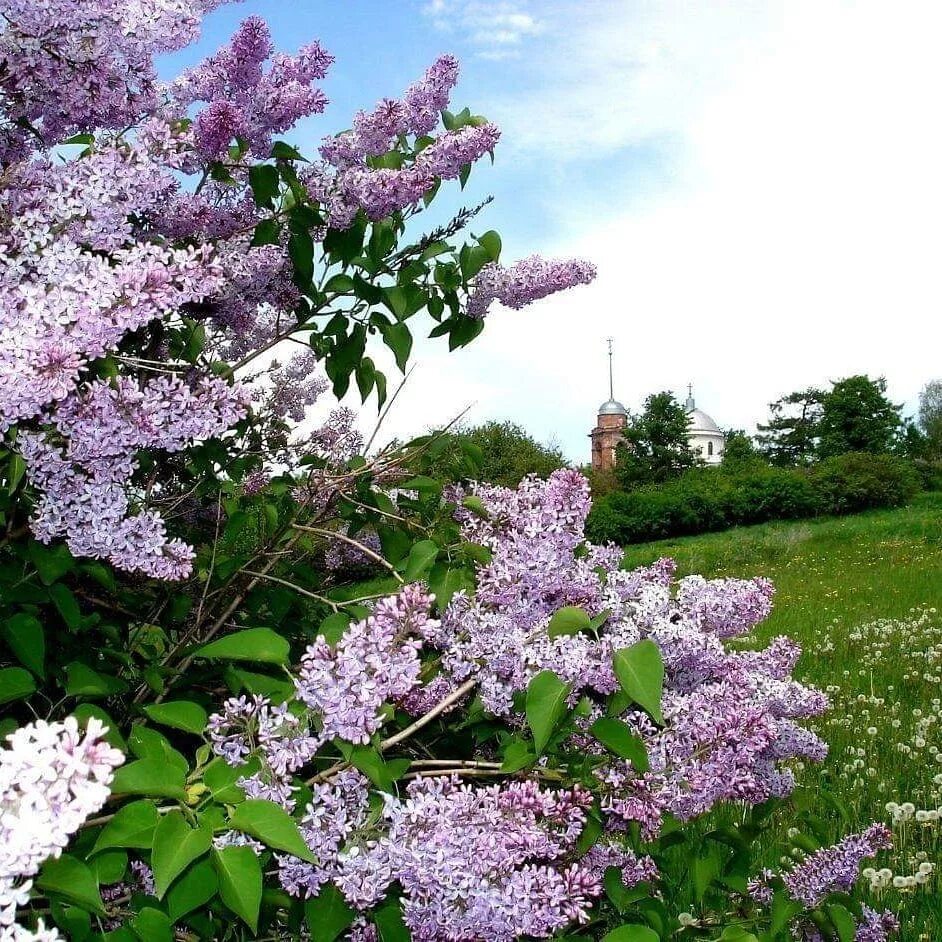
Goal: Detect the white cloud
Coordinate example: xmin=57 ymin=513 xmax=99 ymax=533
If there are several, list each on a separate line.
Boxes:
xmin=422 ymin=0 xmax=541 ymax=58
xmin=376 ymin=2 xmax=942 ymax=461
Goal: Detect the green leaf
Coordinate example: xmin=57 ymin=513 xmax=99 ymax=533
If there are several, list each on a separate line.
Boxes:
xmin=110 ymin=759 xmax=187 ymax=801
xmin=373 ymin=898 xmax=411 ymax=942
xmin=547 ymin=606 xmax=591 ymax=638
xmin=195 ymin=627 xmax=289 ymax=664
xmin=130 ymin=908 xmax=173 ymax=942
xmin=399 ymin=475 xmax=442 ymax=495
xmin=73 ymin=704 xmax=126 ymax=750
xmin=339 ymin=744 xmax=410 ymax=790
xmin=214 ymin=846 xmax=262 ymax=933
xmin=305 ymin=883 xmax=356 ymax=942
xmin=90 ymin=849 xmax=127 ymax=886
xmin=601 ymin=926 xmax=659 ymax=942
xmin=402 ymin=540 xmax=439 ymax=581
xmin=49 ymin=903 xmax=91 ymax=941
xmin=203 ymin=756 xmax=259 ymax=803
xmin=0 ymin=666 xmax=35 ymax=704
xmin=589 ymin=717 xmax=649 ymax=772
xmin=64 ymin=661 xmax=127 ymax=698
xmin=251 ymin=217 xmax=281 ymax=246
xmin=525 ymin=670 xmax=571 ymax=754
xmin=165 ymin=858 xmax=218 ymax=921
xmin=28 ymin=541 xmax=74 ymax=584
xmin=382 ymin=285 xmax=408 ymax=320
xmin=226 ymin=667 xmax=296 ymax=701
xmin=143 ymin=701 xmax=208 ymax=735
xmin=289 ymin=226 xmax=315 ymax=284
xmin=248 ymin=164 xmax=279 ymax=209
xmin=151 ymin=811 xmax=213 ymax=898
xmin=460 ymin=495 xmax=488 ymax=518
xmin=36 ymin=855 xmax=104 ymax=915
xmin=49 ymin=582 xmax=81 ymax=628
xmin=229 ymin=800 xmax=315 ymax=861
xmin=7 ymin=452 xmax=26 ymax=493
xmin=3 ymin=612 xmax=45 ymax=677
xmin=380 ymin=321 xmax=412 ymax=372
xmin=613 ymin=639 xmax=664 ymax=725
xmin=324 ymin=273 xmax=355 ymax=293
xmin=828 ymin=904 xmax=857 ymax=942
xmin=477 ymin=230 xmax=502 ymax=261
xmin=128 ymin=725 xmax=188 ymax=773
xmin=271 ymin=141 xmax=305 ymax=160
xmin=93 ymin=800 xmax=159 ymax=853
xmin=500 ymin=739 xmax=535 ymax=772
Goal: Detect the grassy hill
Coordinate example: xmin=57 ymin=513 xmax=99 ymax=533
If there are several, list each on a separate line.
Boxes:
xmin=621 ymin=492 xmax=942 ymax=938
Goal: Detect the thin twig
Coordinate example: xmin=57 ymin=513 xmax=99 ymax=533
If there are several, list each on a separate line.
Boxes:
xmin=293 ymin=525 xmax=404 ymax=583
xmin=365 ymin=364 xmax=416 ymax=453
xmin=241 ymin=569 xmax=338 ymax=611
xmin=380 ymin=678 xmax=477 ymax=751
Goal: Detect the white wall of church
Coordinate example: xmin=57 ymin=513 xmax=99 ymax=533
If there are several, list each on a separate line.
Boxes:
xmin=689 ymin=432 xmax=724 ymax=465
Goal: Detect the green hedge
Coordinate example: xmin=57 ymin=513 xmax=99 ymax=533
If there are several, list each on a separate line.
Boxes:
xmin=586 ymin=453 xmax=920 ymax=544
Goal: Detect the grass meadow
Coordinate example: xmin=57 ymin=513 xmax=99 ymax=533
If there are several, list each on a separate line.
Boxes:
xmin=620 ymin=492 xmax=942 ymax=939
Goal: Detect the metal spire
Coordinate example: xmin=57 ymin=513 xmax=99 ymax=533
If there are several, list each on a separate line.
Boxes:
xmin=606 ymin=337 xmax=614 ymax=399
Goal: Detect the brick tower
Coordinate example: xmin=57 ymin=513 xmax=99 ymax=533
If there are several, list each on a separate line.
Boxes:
xmin=590 ymin=339 xmax=628 ymax=471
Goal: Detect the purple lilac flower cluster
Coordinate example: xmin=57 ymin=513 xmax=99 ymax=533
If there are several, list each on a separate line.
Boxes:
xmin=304 ymin=56 xmax=501 ymax=226
xmin=207 ymin=695 xmax=323 ymax=811
xmin=171 ymin=15 xmax=334 ymax=159
xmin=428 ymin=470 xmax=829 ymax=829
xmin=279 ymin=772 xmax=618 ymax=941
xmin=783 ymin=824 xmax=893 ymax=906
xmin=295 ymin=585 xmax=431 ymax=744
xmin=19 ymin=376 xmax=248 ymax=579
xmin=467 ymin=256 xmax=597 ymax=318
xmin=751 ymin=825 xmax=898 ymax=940
xmin=0 ymin=0 xmax=229 ymax=163
xmin=206 ymin=469 xmax=847 ymax=936
xmin=0 ymin=717 xmax=124 ymax=939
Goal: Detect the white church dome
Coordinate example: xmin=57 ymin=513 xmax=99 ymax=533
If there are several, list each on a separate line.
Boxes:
xmin=687 ymin=407 xmax=721 ymax=434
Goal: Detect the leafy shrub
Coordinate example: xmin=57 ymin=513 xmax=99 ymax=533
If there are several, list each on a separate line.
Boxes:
xmin=587 ymin=455 xmax=919 ymax=544
xmin=811 ymin=452 xmax=920 ymax=514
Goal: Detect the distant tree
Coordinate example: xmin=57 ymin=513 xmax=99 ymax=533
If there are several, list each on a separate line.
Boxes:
xmin=895 ymin=417 xmax=931 ymax=460
xmin=756 ymin=387 xmax=825 ymax=466
xmin=918 ymin=379 xmax=942 ymax=455
xmin=722 ymin=428 xmax=763 ymax=469
xmin=615 ymin=391 xmax=701 ymax=487
xmin=817 ymin=374 xmax=902 ymax=458
xmin=427 ymin=420 xmax=567 ymax=487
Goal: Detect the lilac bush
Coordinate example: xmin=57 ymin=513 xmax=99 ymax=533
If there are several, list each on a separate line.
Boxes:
xmin=0 ymin=1 xmax=896 ymax=939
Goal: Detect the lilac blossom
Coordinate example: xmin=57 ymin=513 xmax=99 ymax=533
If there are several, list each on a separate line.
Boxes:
xmin=0 ymin=0 xmax=230 ymax=161
xmin=295 ymin=585 xmax=432 ymax=744
xmin=782 ymin=824 xmax=893 ymax=906
xmin=425 ymin=470 xmax=829 ymax=826
xmin=171 ymin=16 xmax=332 ymax=159
xmin=279 ymin=773 xmax=607 ymax=941
xmin=0 ymin=718 xmax=123 ymax=937
xmin=467 ymin=255 xmax=597 ymax=317
xmin=19 ymin=375 xmax=248 ymax=579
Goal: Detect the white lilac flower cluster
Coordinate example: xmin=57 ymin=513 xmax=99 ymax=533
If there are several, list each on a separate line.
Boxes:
xmin=0 ymin=717 xmax=123 ymax=940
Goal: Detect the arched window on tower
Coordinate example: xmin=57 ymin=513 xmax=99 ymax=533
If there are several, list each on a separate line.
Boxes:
xmin=707 ymin=441 xmax=714 ymax=457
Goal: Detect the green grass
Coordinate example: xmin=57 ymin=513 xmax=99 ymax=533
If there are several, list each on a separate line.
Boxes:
xmin=621 ymin=492 xmax=942 ymax=939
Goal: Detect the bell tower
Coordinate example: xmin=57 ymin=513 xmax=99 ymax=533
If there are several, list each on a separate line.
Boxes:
xmin=589 ymin=339 xmax=628 ymax=471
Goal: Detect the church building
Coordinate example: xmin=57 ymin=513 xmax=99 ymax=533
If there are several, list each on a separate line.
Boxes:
xmin=589 ymin=344 xmax=724 ymax=471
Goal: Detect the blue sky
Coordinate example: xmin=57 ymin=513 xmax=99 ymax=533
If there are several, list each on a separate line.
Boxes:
xmin=164 ymin=2 xmax=942 ymax=460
